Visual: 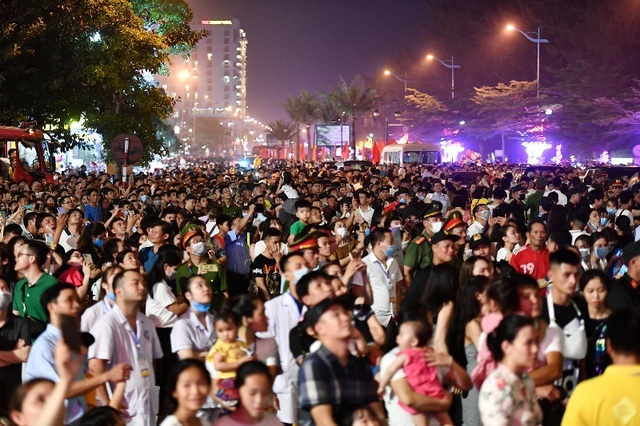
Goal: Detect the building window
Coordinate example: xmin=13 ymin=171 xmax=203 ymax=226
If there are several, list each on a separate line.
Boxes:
xmin=207 ymin=53 xmax=213 ymax=60
xmin=224 ymin=93 xmax=229 ymax=100
xmin=224 ymin=30 xmax=229 ymax=37
xmin=224 ymin=46 xmax=229 ymax=53
xmin=224 ymin=86 xmax=229 ymax=92
xmin=223 ymin=76 xmax=230 ymax=83
xmin=224 ymin=54 xmax=229 ymax=60
xmin=224 ymin=38 xmax=229 ymax=44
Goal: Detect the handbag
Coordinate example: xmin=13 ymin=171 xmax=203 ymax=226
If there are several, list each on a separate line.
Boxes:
xmin=546 ymin=293 xmax=587 ymax=360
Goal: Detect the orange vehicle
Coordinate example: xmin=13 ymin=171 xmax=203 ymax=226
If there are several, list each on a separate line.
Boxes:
xmin=0 ymin=123 xmax=57 ymax=185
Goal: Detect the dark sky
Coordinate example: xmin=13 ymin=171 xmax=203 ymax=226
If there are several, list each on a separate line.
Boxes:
xmin=187 ymin=0 xmax=428 ymax=123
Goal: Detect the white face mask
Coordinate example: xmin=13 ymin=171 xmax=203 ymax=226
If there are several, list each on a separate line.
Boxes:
xmin=292 ymin=267 xmax=310 ymax=284
xmin=480 ymin=210 xmax=490 ymax=221
xmin=430 ymin=221 xmax=443 ymax=234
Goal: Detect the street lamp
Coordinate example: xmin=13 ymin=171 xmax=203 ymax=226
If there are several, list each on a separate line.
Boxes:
xmin=383 ymin=69 xmax=408 ymax=94
xmin=373 ymin=108 xmax=402 ymax=143
xmin=426 ymin=55 xmax=461 ymax=99
xmin=506 ymin=25 xmax=549 ymax=98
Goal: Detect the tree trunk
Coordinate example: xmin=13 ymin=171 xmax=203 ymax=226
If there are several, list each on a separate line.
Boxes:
xmin=349 ymin=116 xmax=356 ymax=160
xmin=295 ymin=124 xmax=301 ymax=161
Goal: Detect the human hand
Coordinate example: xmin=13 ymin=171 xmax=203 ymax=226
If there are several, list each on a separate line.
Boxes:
xmin=424 ymin=349 xmax=453 ymax=367
xmin=56 ymin=213 xmax=68 ymax=228
xmin=82 ymin=262 xmax=92 ymax=277
xmin=107 ymin=363 xmax=133 ymax=383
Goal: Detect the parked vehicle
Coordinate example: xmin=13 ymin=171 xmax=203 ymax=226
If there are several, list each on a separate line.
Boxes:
xmin=381 ymin=143 xmax=441 ymax=166
xmin=0 ymin=123 xmax=57 ymax=185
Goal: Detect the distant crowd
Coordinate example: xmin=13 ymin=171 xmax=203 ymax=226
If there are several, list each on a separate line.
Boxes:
xmin=0 ymin=159 xmax=639 ymax=426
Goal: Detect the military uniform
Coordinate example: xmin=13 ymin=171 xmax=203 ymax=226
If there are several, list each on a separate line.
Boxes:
xmin=403 ymin=231 xmax=433 ymax=276
xmin=175 ymin=259 xmax=228 ymax=312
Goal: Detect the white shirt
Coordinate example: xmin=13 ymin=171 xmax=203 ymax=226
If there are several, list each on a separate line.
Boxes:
xmin=429 ymin=192 xmax=450 ymax=215
xmin=569 ymin=230 xmax=588 ymax=244
xmin=89 ymin=305 xmax=163 ymax=426
xmin=81 ymin=298 xmax=113 ymax=333
xmin=544 ymin=189 xmax=568 ymax=206
xmin=160 ymin=415 xmax=211 ymax=426
xmin=357 ymin=205 xmax=375 ymax=225
xmin=170 ymin=309 xmax=216 ymax=355
xmin=363 ymin=252 xmax=403 ymax=327
xmin=466 ymin=221 xmax=485 ymax=240
xmin=145 ymin=281 xmax=178 ymax=328
xmin=257 ymin=292 xmax=307 ymax=424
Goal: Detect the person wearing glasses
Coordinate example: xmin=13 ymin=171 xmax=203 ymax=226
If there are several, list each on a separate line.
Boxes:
xmin=11 ymin=240 xmax=59 ymax=340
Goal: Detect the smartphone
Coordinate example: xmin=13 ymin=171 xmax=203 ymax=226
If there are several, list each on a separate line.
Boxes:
xmin=23 ymin=204 xmax=33 ymax=210
xmin=83 ymin=254 xmax=93 ymax=264
xmin=60 ymin=314 xmax=82 ymax=352
xmin=57 ymin=207 xmax=66 ymax=215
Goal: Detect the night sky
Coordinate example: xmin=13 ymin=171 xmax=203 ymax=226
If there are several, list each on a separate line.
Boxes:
xmin=187 ymin=0 xmax=428 ymax=123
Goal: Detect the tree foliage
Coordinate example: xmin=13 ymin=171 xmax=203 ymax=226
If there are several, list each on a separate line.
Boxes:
xmin=0 ymin=0 xmax=203 ymax=163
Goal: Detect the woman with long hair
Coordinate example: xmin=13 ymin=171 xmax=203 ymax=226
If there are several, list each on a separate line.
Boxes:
xmin=459 ymin=256 xmax=493 ymax=287
xmin=449 ymin=276 xmax=489 ymax=426
xmin=420 ymin=263 xmax=459 ymax=355
xmin=479 ymin=315 xmax=542 ymax=425
xmin=495 ymin=224 xmax=521 ymax=263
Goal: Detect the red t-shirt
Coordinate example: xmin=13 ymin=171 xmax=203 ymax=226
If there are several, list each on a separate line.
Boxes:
xmin=509 ymin=245 xmax=550 ymax=280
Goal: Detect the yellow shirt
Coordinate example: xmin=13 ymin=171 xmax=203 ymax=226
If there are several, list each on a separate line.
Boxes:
xmin=562 ymin=365 xmax=640 ymax=426
xmin=205 ymin=339 xmax=248 ymax=379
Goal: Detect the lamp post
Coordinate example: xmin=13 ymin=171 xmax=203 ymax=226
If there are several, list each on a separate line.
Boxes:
xmin=373 ymin=108 xmax=402 ymax=143
xmin=506 ymin=25 xmax=549 ymax=98
xmin=383 ymin=70 xmax=408 ymax=95
xmin=426 ymin=55 xmax=461 ymax=99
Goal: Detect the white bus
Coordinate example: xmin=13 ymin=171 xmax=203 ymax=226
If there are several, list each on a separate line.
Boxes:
xmin=381 ymin=143 xmax=442 ymax=166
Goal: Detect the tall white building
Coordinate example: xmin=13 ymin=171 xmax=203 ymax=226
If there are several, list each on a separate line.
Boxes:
xmin=157 ymin=19 xmax=248 ymax=132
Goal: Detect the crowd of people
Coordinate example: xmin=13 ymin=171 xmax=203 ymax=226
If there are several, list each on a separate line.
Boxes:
xmin=0 ymin=159 xmax=639 ymax=426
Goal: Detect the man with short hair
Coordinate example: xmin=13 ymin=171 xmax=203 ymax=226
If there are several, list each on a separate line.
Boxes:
xmin=562 ymin=309 xmax=640 ymax=425
xmin=224 ymin=204 xmax=255 ymax=297
xmin=403 ymin=201 xmax=444 ymax=286
xmin=259 ymin=252 xmax=311 ymax=425
xmin=89 ymin=270 xmax=163 ymax=426
xmin=363 ymin=227 xmax=404 ymax=330
xmin=510 ymin=220 xmax=550 ymax=281
xmin=298 ymin=297 xmax=385 ymax=425
xmin=467 ymin=204 xmax=490 ymax=240
xmin=541 ymin=249 xmax=586 ymax=399
xmin=138 ymin=220 xmax=171 ymax=272
xmin=26 ymin=283 xmax=131 ymax=424
xmin=12 ymin=240 xmax=59 ymax=338
xmin=429 ymin=181 xmax=450 ymax=216
xmin=84 ymin=188 xmax=102 ymax=222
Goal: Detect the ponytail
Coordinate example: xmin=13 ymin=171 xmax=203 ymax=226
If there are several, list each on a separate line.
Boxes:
xmin=486 ymin=315 xmax=533 ymax=362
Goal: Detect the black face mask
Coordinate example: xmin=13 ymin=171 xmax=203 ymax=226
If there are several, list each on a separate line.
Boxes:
xmin=519 ymin=193 xmax=526 ymax=201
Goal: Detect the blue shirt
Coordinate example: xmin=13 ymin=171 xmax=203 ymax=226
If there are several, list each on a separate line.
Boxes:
xmin=25 ymin=324 xmax=86 ymax=423
xmin=138 ymin=246 xmax=160 ymax=273
xmin=84 ymin=204 xmax=102 ymax=222
xmin=224 ymin=229 xmax=251 ymax=275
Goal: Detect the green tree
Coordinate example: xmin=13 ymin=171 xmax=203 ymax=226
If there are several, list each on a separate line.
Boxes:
xmin=267 ymin=120 xmax=297 ymax=158
xmin=0 ymin=0 xmax=203 ymax=163
xmin=329 ymin=75 xmax=377 ymax=159
xmin=285 ymin=92 xmax=319 ymax=161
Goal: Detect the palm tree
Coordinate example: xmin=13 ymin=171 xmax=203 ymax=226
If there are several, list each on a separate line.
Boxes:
xmin=267 ymin=119 xmax=297 ymax=159
xmin=329 ymin=75 xmax=377 ymax=159
xmin=285 ymin=92 xmax=319 ymax=161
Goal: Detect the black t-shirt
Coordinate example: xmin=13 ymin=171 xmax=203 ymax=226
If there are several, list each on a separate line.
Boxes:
xmin=251 ymin=254 xmax=281 ymax=296
xmin=0 ymin=314 xmax=30 ymax=411
xmin=541 ymin=295 xmax=587 ymax=328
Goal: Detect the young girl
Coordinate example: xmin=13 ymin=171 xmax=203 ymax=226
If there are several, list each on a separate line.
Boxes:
xmin=213 ymin=361 xmax=281 ymax=425
xmin=206 ymin=311 xmax=253 ymax=408
xmin=377 ymin=320 xmax=452 ymax=426
xmin=160 ymin=359 xmax=212 ymax=426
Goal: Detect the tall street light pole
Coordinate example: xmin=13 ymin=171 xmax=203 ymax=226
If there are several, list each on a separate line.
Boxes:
xmin=426 ymin=55 xmax=461 ymax=99
xmin=383 ymin=70 xmax=408 ymax=96
xmin=506 ymin=25 xmax=549 ymax=98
